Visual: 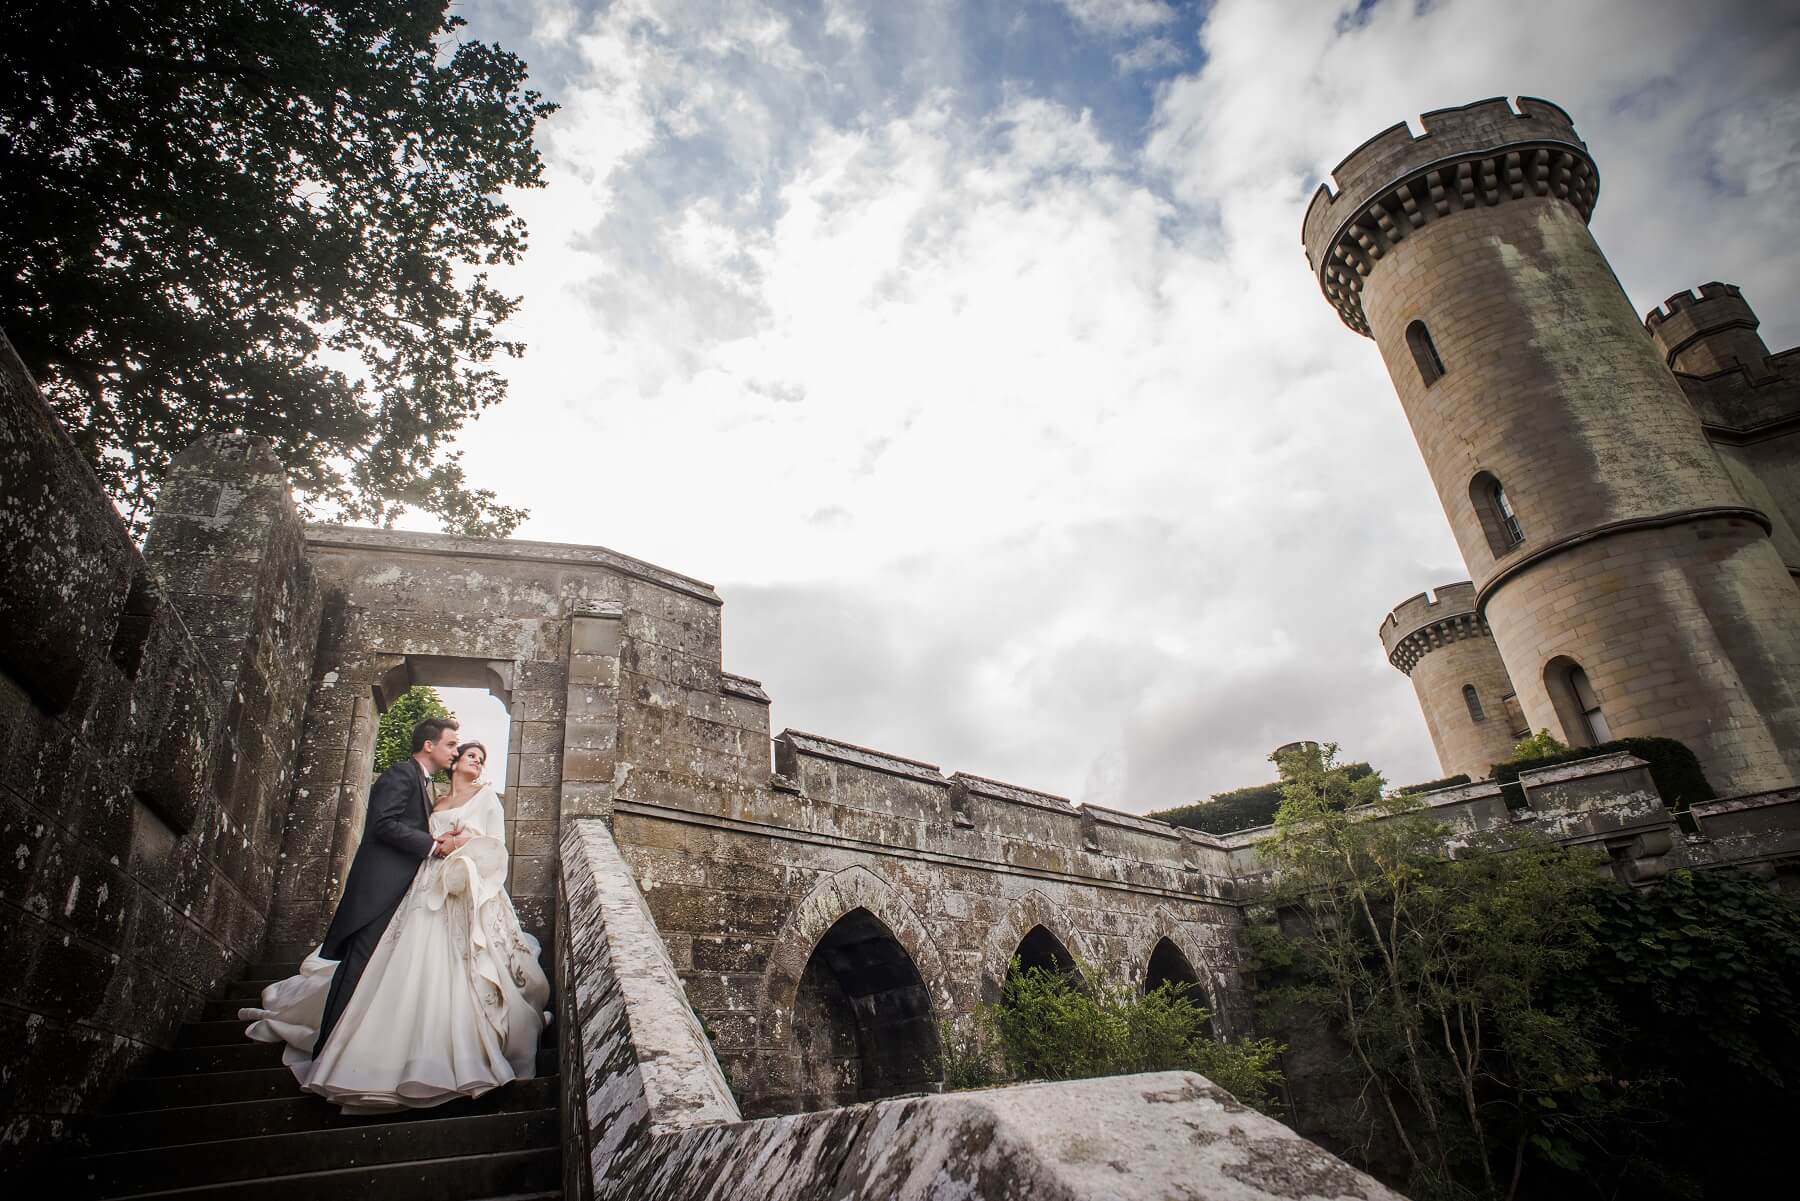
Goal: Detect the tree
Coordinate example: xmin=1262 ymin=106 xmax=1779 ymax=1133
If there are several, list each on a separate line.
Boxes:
xmin=1252 ymin=742 xmax=1611 ymax=1200
xmin=0 ymin=1 xmax=555 ymax=534
xmin=373 ymin=685 xmax=450 ymax=775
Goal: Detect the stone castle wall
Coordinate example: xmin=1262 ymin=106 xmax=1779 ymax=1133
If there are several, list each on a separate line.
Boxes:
xmin=0 ymin=336 xmax=320 ymax=1156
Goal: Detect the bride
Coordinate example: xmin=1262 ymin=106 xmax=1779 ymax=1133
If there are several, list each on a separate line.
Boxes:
xmin=241 ymin=741 xmax=551 ymax=1113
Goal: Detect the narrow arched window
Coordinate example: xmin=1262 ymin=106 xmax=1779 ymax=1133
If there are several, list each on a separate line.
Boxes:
xmin=1406 ymin=320 xmax=1445 ymax=386
xmin=1545 ymin=657 xmax=1612 ymax=747
xmin=1463 ymin=684 xmax=1485 ymax=722
xmin=1569 ymin=666 xmax=1611 ymax=743
xmin=1470 ymin=472 xmax=1525 ymax=556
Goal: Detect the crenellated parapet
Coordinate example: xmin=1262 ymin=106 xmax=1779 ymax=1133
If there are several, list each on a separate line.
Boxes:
xmin=1645 ymin=281 xmax=1775 ymax=380
xmin=1301 ymin=96 xmax=1596 ymax=336
xmin=1379 ymin=581 xmax=1491 ymax=674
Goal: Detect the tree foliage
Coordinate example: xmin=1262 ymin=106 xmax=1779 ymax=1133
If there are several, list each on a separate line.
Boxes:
xmin=0 ymin=0 xmax=555 ymax=533
xmin=1253 ymin=742 xmax=1613 ymax=1200
xmin=373 ymin=685 xmax=450 ymax=775
xmin=937 ymin=959 xmax=1285 ymax=1113
xmin=1252 ymin=741 xmax=1800 ymax=1199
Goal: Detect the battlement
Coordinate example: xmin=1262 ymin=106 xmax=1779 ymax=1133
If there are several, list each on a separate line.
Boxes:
xmin=1379 ymin=581 xmax=1490 ymax=673
xmin=1645 ymin=281 xmax=1747 ymax=329
xmin=1645 ymin=282 xmax=1772 ymax=379
xmin=1302 ymin=96 xmax=1596 ymax=335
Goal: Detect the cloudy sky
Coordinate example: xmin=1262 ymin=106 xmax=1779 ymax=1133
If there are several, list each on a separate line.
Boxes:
xmin=434 ymin=0 xmax=1800 ymax=811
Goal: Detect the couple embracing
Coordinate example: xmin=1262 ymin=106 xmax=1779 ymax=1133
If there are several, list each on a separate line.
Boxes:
xmin=241 ymin=717 xmax=551 ymax=1114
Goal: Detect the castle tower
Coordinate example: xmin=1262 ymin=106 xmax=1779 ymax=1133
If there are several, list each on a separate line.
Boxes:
xmin=1304 ymin=97 xmax=1800 ymax=794
xmin=1646 ymin=283 xmax=1800 ymax=576
xmin=1380 ymin=583 xmax=1526 ymax=780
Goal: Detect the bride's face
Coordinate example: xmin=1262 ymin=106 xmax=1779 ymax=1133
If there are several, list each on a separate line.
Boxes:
xmin=454 ymin=747 xmax=486 ymax=783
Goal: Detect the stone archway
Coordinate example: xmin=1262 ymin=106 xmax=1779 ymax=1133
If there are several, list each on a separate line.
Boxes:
xmin=789 ymin=906 xmax=941 ymax=1110
xmin=760 ymin=865 xmax=951 ymax=1112
xmin=980 ymin=890 xmax=1089 ymax=1002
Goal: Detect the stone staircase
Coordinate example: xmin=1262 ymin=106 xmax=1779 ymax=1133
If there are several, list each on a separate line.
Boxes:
xmin=60 ymin=960 xmax=562 ymax=1200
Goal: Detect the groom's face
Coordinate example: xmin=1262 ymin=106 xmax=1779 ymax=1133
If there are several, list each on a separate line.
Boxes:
xmin=425 ymin=730 xmax=460 ymax=771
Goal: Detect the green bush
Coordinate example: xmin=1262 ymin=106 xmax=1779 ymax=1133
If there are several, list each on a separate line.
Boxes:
xmin=1151 ymin=763 xmax=1375 ymax=835
xmin=1392 ymin=773 xmax=1471 ymax=796
xmin=1489 ymin=736 xmax=1715 ymax=811
xmin=944 ymin=959 xmax=1284 ymax=1111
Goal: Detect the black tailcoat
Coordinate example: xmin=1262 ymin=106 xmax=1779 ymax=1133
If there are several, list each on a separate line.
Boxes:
xmin=320 ymin=757 xmax=435 ymax=958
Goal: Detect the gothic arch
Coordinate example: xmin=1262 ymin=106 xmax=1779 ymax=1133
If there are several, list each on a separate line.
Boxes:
xmin=760 ymin=864 xmax=951 ymax=1051
xmin=980 ymin=890 xmax=1091 ymax=1002
xmin=1127 ymin=907 xmax=1236 ymax=1036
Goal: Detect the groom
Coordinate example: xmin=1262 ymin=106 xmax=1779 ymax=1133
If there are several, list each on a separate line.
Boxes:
xmin=313 ymin=715 xmax=469 ymax=1055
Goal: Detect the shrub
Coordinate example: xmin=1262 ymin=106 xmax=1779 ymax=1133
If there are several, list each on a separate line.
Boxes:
xmin=1392 ymin=773 xmax=1471 ymax=796
xmin=373 ymin=685 xmax=452 ymax=774
xmin=1151 ymin=763 xmax=1376 ymax=835
xmin=971 ymin=960 xmax=1284 ymax=1112
xmin=1489 ymin=736 xmax=1715 ymax=811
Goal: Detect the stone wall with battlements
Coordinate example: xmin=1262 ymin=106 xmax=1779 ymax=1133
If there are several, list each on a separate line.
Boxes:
xmin=0 ymin=335 xmax=320 ymax=1163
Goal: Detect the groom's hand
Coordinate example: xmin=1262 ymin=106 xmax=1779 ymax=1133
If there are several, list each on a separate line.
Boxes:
xmin=431 ymin=833 xmax=454 ymax=857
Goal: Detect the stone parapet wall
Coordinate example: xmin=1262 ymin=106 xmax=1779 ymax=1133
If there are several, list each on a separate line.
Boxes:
xmin=557 ymin=818 xmax=1406 ymax=1201
xmin=0 ymin=332 xmax=320 ymax=1164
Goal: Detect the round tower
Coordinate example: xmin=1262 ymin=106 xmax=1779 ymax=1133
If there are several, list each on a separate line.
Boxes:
xmin=1380 ymin=583 xmax=1522 ymax=780
xmin=1305 ymin=97 xmax=1800 ymax=794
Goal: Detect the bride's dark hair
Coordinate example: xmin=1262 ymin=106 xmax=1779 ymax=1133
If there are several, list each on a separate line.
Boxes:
xmin=451 ymin=741 xmax=487 ymax=770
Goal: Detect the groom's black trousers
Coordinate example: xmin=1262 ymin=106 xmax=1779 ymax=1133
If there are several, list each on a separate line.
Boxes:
xmin=313 ymin=890 xmax=406 ymax=1057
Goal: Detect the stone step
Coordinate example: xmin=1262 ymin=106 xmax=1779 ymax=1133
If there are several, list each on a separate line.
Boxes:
xmin=71 ymin=1108 xmax=558 ymax=1196
xmin=115 ymin=1049 xmax=556 ymax=1108
xmin=66 ymin=1146 xmax=560 ymax=1200
xmin=177 ymin=1020 xmax=269 ymax=1048
xmin=116 ymin=1068 xmax=301 ymax=1110
xmin=144 ymin=1041 xmax=287 ymax=1075
xmin=102 ymin=1077 xmax=560 ymax=1151
xmin=149 ymin=1039 xmax=560 ymax=1077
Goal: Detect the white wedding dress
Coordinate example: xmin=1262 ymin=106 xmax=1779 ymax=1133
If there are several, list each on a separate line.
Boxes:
xmin=241 ymin=784 xmax=551 ymax=1114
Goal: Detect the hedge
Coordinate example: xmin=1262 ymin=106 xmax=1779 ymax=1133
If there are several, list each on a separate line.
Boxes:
xmin=1393 ymin=773 xmax=1472 ymax=796
xmin=1150 ymin=763 xmax=1375 ymax=834
xmin=1488 ymin=736 xmax=1714 ymax=811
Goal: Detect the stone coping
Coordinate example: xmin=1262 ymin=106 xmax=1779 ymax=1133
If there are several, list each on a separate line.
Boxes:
xmin=558 ymin=817 xmax=1405 ymax=1201
xmin=304 ymin=522 xmax=722 ymax=605
xmin=1514 ymin=751 xmax=1648 ymax=788
xmin=778 ymin=729 xmax=945 ymax=784
xmin=1688 ymin=787 xmax=1800 ymax=819
xmin=952 ymin=771 xmax=1078 ymax=814
xmin=718 ymin=672 xmax=769 ymax=703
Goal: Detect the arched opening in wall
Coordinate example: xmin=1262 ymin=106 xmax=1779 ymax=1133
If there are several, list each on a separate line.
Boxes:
xmin=1470 ymin=471 xmax=1525 ymax=557
xmin=1406 ymin=320 xmax=1445 ymax=386
xmin=1013 ymin=924 xmax=1078 ymax=978
xmin=791 ymin=907 xmax=941 ymax=1110
xmin=1144 ymin=937 xmax=1213 ymax=1035
xmin=1463 ymin=684 xmax=1486 ymax=722
xmin=342 ymin=655 xmax=526 ymax=905
xmin=1544 ymin=656 xmax=1613 ymax=747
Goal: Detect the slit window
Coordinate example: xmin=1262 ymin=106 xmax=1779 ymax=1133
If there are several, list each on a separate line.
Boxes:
xmin=1406 ymin=320 xmax=1445 ymax=386
xmin=1463 ymin=684 xmax=1485 ymax=722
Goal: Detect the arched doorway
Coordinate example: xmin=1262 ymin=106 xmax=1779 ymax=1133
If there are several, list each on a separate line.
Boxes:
xmin=1144 ymin=936 xmax=1201 ymax=995
xmin=791 ymin=907 xmax=941 ymax=1110
xmin=1014 ymin=924 xmax=1077 ymax=977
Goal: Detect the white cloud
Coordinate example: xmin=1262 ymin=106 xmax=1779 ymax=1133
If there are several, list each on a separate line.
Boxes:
xmin=447 ymin=0 xmax=1800 ymax=809
xmin=1114 ymin=35 xmax=1184 ymax=74
xmin=1054 ymin=0 xmax=1176 ymax=37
